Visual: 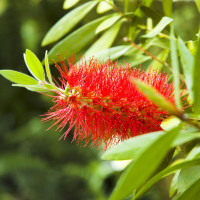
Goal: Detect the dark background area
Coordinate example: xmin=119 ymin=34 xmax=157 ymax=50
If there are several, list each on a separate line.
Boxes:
xmin=0 ymin=0 xmax=199 ymax=200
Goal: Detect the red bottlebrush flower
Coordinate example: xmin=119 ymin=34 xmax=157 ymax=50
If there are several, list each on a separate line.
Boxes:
xmin=43 ymin=58 xmax=176 ymax=149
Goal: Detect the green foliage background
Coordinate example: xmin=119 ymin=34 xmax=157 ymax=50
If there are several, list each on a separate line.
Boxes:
xmin=0 ymin=0 xmax=200 ymax=200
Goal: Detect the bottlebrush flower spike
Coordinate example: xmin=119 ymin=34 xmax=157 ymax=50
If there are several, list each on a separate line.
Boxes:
xmin=42 ymin=57 xmax=177 ymax=149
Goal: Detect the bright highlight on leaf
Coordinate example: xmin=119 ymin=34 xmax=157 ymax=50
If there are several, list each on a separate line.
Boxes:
xmin=142 ymin=16 xmax=173 ymax=38
xmin=24 ymin=49 xmax=45 ymax=81
xmin=95 ymin=14 xmax=121 ymax=34
xmin=0 ymin=70 xmax=38 ymax=85
xmin=63 ymin=0 xmax=80 ymax=9
xmin=96 ymin=0 xmax=114 ymax=13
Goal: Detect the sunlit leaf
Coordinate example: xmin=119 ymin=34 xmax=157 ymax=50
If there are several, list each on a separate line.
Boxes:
xmin=148 ymin=49 xmax=169 ymax=71
xmin=149 ymin=37 xmax=170 ymax=50
xmin=119 ymin=54 xmax=151 ymax=68
xmin=95 ymin=14 xmax=121 ymax=34
xmin=170 ymin=25 xmax=182 ymax=110
xmin=45 ymin=50 xmax=53 ymax=84
xmin=102 ymin=131 xmax=200 ymax=161
xmin=135 ymin=158 xmax=200 ymax=199
xmin=63 ymin=0 xmax=80 ymax=9
xmin=24 ymin=49 xmax=45 ymax=81
xmin=142 ymin=16 xmax=173 ymax=38
xmin=109 ymin=126 xmax=180 ymax=200
xmin=132 ymin=79 xmax=181 ymax=116
xmin=175 ymin=167 xmax=200 ymax=200
xmin=96 ymin=0 xmax=113 ymax=13
xmin=12 ymin=84 xmax=49 ymax=92
xmin=85 ymin=45 xmax=131 ymax=61
xmin=42 ymin=1 xmax=98 ymax=46
xmin=170 ymin=171 xmax=180 ymax=197
xmin=0 ymin=70 xmax=38 ymax=85
xmin=47 ymin=16 xmax=108 ymax=63
xmin=85 ymin=20 xmax=122 ymax=57
xmin=177 ymin=37 xmax=194 ymax=101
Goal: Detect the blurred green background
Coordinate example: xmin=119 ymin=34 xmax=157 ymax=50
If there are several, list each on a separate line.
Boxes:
xmin=0 ymin=0 xmax=199 ymax=200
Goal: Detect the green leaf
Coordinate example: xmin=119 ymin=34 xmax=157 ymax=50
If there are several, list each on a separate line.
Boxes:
xmin=13 ymin=83 xmax=61 ymax=93
xmin=84 ymin=45 xmax=131 ymax=61
xmin=177 ymin=37 xmax=194 ymax=101
xmin=0 ymin=70 xmax=38 ymax=85
xmin=170 ymin=171 xmax=180 ymax=197
xmin=163 ymin=0 xmax=172 ymax=17
xmin=170 ymin=25 xmax=182 ymax=110
xmin=85 ymin=20 xmax=122 ymax=57
xmin=24 ymin=49 xmax=45 ymax=81
xmin=96 ymin=0 xmax=113 ymax=13
xmin=102 ymin=131 xmax=200 ymax=161
xmin=135 ymin=158 xmax=200 ymax=199
xmin=12 ymin=84 xmax=49 ymax=92
xmin=45 ymin=50 xmax=53 ymax=84
xmin=119 ymin=54 xmax=151 ymax=68
xmin=142 ymin=16 xmax=173 ymax=38
xmin=193 ymin=37 xmax=200 ymax=114
xmin=95 ymin=14 xmax=121 ymax=34
xmin=132 ymin=79 xmax=181 ymax=116
xmin=47 ymin=16 xmax=108 ymax=63
xmin=175 ymin=167 xmax=200 ymax=200
xmin=102 ymin=131 xmax=164 ymax=160
xmin=109 ymin=126 xmax=180 ymax=200
xmin=63 ymin=0 xmax=80 ymax=9
xmin=195 ymin=0 xmax=200 ymax=13
xmin=42 ymin=1 xmax=98 ymax=46
xmin=149 ymin=37 xmax=170 ymax=50
xmin=148 ymin=49 xmax=169 ymax=71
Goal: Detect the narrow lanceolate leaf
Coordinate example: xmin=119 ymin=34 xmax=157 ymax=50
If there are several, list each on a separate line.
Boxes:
xmin=85 ymin=21 xmax=122 ymax=57
xmin=177 ymin=37 xmax=194 ymax=102
xmin=96 ymin=0 xmax=114 ymax=13
xmin=193 ymin=37 xmax=200 ymax=114
xmin=63 ymin=0 xmax=80 ymax=9
xmin=174 ymin=177 xmax=200 ymax=200
xmin=0 ymin=70 xmax=38 ymax=85
xmin=135 ymin=158 xmax=200 ymax=199
xmin=12 ymin=84 xmax=49 ymax=92
xmin=170 ymin=171 xmax=180 ymax=197
xmin=148 ymin=49 xmax=169 ymax=71
xmin=85 ymin=45 xmax=131 ymax=61
xmin=95 ymin=14 xmax=121 ymax=34
xmin=45 ymin=51 xmax=53 ymax=84
xmin=102 ymin=131 xmax=200 ymax=161
xmin=163 ymin=0 xmax=172 ymax=17
xmin=119 ymin=54 xmax=151 ymax=68
xmin=133 ymin=79 xmax=181 ymax=116
xmin=48 ymin=16 xmax=108 ymax=63
xmin=170 ymin=24 xmax=182 ymax=110
xmin=142 ymin=16 xmax=173 ymax=38
xmin=109 ymin=126 xmax=180 ymax=200
xmin=24 ymin=49 xmax=45 ymax=81
xmin=42 ymin=1 xmax=98 ymax=46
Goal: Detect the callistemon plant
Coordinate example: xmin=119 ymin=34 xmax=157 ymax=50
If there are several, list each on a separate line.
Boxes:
xmin=0 ymin=50 xmax=180 ymax=148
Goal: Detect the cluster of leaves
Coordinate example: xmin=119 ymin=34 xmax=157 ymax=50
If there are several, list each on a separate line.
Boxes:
xmin=1 ymin=0 xmax=200 ymax=199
